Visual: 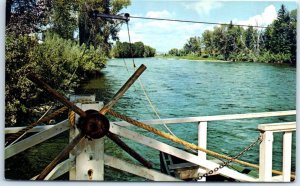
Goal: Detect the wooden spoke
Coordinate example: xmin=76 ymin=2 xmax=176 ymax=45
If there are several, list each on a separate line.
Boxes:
xmin=107 ymin=132 xmax=152 ymax=168
xmin=99 ymin=64 xmax=146 ymax=115
xmin=36 ymin=133 xmax=85 ymax=180
xmin=27 ymin=74 xmax=86 ymax=118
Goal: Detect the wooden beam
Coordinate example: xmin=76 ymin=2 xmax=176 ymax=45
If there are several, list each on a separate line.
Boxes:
xmin=282 ymin=132 xmax=292 ymax=182
xmin=198 ymin=121 xmax=207 ymax=181
xmin=109 ymin=123 xmax=257 ymax=182
xmin=45 ymin=158 xmax=74 ymax=180
xmin=104 ymin=154 xmax=180 ymax=181
xmin=259 ymin=131 xmax=273 ymax=181
xmin=69 ymin=100 xmax=105 ymax=181
xmin=5 ymin=125 xmax=56 ymax=134
xmin=113 ymin=110 xmax=296 ymax=126
xmin=5 ymin=120 xmax=69 ymax=159
xmin=258 ymin=122 xmax=296 ymax=132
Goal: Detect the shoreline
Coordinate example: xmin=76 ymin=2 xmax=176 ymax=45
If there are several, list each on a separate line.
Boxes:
xmin=156 ymin=56 xmax=229 ymax=63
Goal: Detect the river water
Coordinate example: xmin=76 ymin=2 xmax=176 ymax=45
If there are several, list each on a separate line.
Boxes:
xmin=80 ymin=58 xmax=296 ymax=179
xmin=5 ymin=58 xmax=296 ymax=181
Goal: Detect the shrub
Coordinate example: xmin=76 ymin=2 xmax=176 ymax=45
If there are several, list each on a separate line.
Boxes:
xmin=5 ymin=33 xmax=106 ymax=126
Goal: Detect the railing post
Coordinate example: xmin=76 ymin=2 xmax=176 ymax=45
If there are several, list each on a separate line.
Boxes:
xmin=282 ymin=131 xmax=292 ymax=182
xmin=197 ymin=121 xmax=207 ymax=181
xmin=69 ymin=95 xmax=104 ymax=180
xmin=259 ymin=131 xmax=273 ymax=181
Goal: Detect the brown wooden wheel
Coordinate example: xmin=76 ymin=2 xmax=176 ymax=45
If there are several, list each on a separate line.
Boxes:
xmin=27 ymin=64 xmax=152 ymax=180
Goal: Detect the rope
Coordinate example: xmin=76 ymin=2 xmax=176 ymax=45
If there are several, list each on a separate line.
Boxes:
xmin=5 ymin=106 xmax=68 ymax=146
xmin=107 ymin=109 xmax=295 ymax=179
xmin=125 ymin=21 xmax=177 ymax=137
xmin=68 ymin=111 xmax=76 ymax=127
xmin=67 ymin=99 xmax=96 ymax=127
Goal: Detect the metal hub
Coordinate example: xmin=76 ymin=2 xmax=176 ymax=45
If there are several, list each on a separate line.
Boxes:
xmin=78 ymin=109 xmax=110 ymax=139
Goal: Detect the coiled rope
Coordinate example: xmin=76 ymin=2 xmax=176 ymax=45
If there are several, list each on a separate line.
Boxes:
xmin=107 ymin=109 xmax=295 ymax=179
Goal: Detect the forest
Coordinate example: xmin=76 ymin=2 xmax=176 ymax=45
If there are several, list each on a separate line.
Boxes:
xmin=5 ymin=0 xmax=131 ymax=126
xmin=111 ymin=41 xmax=156 ymax=58
xmin=168 ymin=5 xmax=296 ymax=64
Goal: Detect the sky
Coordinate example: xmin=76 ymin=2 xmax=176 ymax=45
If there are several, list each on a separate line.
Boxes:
xmin=117 ymin=0 xmax=297 ymax=53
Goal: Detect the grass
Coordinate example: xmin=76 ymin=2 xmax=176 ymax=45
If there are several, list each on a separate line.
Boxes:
xmin=156 ymin=54 xmax=228 ymax=62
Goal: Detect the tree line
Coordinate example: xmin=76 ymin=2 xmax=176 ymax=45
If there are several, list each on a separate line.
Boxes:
xmin=168 ymin=5 xmax=296 ymax=64
xmin=5 ymin=0 xmax=131 ymax=126
xmin=111 ymin=41 xmax=156 ymax=58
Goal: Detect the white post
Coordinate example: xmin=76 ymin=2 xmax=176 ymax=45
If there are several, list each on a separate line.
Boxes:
xmin=69 ymin=95 xmax=104 ymax=181
xmin=282 ymin=132 xmax=292 ymax=182
xmin=197 ymin=121 xmax=207 ymax=181
xmin=259 ymin=131 xmax=274 ymax=181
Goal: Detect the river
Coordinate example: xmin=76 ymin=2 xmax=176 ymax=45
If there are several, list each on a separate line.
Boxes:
xmin=5 ymin=58 xmax=296 ymax=181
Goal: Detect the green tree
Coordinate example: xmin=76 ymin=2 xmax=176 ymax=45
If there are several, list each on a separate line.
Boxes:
xmin=49 ymin=0 xmax=77 ymax=40
xmin=183 ymin=36 xmax=201 ymax=56
xmin=78 ymin=0 xmax=131 ymax=55
xmin=202 ymin=30 xmax=214 ymax=56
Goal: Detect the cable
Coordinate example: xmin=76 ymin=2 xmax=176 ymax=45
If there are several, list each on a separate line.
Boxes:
xmin=125 ymin=22 xmax=177 ymax=137
xmin=129 ymin=15 xmax=267 ymax=29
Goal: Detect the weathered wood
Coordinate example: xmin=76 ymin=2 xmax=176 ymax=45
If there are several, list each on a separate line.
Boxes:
xmin=259 ymin=131 xmax=273 ymax=181
xmin=113 ymin=110 xmax=296 ymax=126
xmin=36 ymin=132 xmax=85 ymax=180
xmin=109 ymin=123 xmax=257 ymax=182
xmin=6 ymin=111 xmax=296 ymax=134
xmin=107 ymin=132 xmax=152 ymax=168
xmin=100 ymin=64 xmax=146 ymax=115
xmin=175 ymin=168 xmax=199 ymax=180
xmin=45 ymin=158 xmax=74 ymax=180
xmin=5 ymin=120 xmax=69 ymax=159
xmin=5 ymin=125 xmax=56 ymax=134
xmin=258 ymin=122 xmax=296 ymax=132
xmin=104 ymin=154 xmax=180 ymax=181
xmin=27 ymin=74 xmax=86 ymax=117
xmin=198 ymin=121 xmax=207 ymax=181
xmin=282 ymin=132 xmax=292 ymax=182
xmin=168 ymin=162 xmax=199 ymax=170
xmin=69 ymin=99 xmax=105 ymax=181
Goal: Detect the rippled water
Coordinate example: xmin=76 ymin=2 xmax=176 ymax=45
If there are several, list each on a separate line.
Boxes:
xmin=6 ymin=58 xmax=296 ymax=181
xmin=81 ymin=58 xmax=296 ymax=177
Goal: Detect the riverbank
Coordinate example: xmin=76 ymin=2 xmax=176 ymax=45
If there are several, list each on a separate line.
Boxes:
xmin=156 ymin=55 xmax=229 ymax=62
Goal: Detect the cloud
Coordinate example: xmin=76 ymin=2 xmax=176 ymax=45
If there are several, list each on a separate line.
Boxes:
xmin=146 ymin=10 xmax=173 ymax=18
xmin=237 ymin=5 xmax=277 ymax=27
xmin=184 ymin=0 xmax=223 ymax=16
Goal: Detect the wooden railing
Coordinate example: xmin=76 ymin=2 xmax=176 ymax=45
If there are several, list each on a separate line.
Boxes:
xmin=258 ymin=122 xmax=296 ymax=182
xmin=5 ymin=109 xmax=296 ymax=181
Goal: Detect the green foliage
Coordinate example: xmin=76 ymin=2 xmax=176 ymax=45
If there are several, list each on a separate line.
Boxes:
xmin=168 ymin=5 xmax=296 ymax=64
xmin=49 ymin=0 xmax=77 ymax=40
xmin=5 ymin=34 xmax=106 ymax=126
xmin=183 ymin=36 xmax=201 ymax=56
xmin=111 ymin=41 xmax=156 ymax=58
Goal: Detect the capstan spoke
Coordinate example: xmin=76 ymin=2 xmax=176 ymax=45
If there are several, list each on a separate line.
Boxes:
xmin=99 ymin=64 xmax=146 ymax=115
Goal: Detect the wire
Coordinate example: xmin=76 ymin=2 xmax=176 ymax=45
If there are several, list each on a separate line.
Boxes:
xmin=129 ymin=15 xmax=267 ymax=29
xmin=125 ymin=21 xmax=177 ymax=137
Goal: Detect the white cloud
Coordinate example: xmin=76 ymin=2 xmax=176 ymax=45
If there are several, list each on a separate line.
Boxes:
xmin=237 ymin=5 xmax=277 ymax=27
xmin=184 ymin=0 xmax=223 ymax=16
xmin=146 ymin=10 xmax=173 ymax=18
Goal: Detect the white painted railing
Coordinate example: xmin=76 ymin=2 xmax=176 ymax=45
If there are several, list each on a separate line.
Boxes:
xmin=258 ymin=122 xmax=296 ymax=182
xmin=5 ymin=110 xmax=296 ymax=181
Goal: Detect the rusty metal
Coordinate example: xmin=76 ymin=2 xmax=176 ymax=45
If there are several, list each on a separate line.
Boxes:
xmin=78 ymin=110 xmax=110 ymax=139
xmin=27 ymin=74 xmax=86 ymax=118
xmin=197 ymin=134 xmax=263 ymax=180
